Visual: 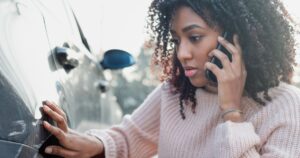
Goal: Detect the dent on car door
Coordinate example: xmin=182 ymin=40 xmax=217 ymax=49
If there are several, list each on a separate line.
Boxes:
xmin=33 ymin=0 xmax=123 ymax=131
xmin=0 ymin=0 xmax=63 ymax=156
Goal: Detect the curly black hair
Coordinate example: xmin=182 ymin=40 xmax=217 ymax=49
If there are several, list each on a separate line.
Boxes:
xmin=147 ymin=0 xmax=297 ymax=119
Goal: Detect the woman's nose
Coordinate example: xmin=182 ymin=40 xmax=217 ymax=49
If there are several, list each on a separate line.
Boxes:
xmin=177 ymin=42 xmax=192 ymax=60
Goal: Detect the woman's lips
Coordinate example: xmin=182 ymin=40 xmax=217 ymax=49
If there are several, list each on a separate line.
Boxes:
xmin=184 ymin=69 xmax=197 ymax=77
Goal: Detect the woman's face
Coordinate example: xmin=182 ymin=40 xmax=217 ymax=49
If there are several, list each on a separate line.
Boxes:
xmin=170 ymin=6 xmax=221 ymax=87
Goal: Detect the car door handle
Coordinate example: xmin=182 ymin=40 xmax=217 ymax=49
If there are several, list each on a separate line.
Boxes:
xmin=54 ymin=47 xmax=79 ymax=72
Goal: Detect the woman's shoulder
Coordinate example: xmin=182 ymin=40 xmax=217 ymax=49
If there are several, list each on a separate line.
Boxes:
xmin=148 ymin=81 xmax=178 ymax=97
xmin=160 ymin=81 xmax=177 ymax=93
xmin=264 ymin=82 xmax=300 ymax=115
xmin=269 ymin=82 xmax=300 ymax=102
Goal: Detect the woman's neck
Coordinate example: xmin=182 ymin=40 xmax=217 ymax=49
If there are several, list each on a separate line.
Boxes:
xmin=203 ymin=82 xmax=218 ymax=94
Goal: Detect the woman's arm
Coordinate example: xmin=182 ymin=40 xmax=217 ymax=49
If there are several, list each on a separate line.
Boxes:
xmin=85 ymin=84 xmax=163 ymax=158
xmin=43 ymin=83 xmax=163 ymax=158
xmin=213 ymin=101 xmax=300 ymax=158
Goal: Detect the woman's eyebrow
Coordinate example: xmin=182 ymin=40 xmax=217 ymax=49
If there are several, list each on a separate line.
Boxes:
xmin=182 ymin=24 xmax=204 ymax=32
xmin=170 ymin=24 xmax=204 ymax=35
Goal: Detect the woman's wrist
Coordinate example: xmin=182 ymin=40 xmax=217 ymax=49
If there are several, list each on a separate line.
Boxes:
xmin=221 ymin=108 xmax=243 ymax=122
xmin=89 ymin=135 xmax=105 ymax=158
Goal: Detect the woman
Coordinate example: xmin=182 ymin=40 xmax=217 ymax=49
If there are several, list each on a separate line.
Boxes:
xmin=42 ymin=0 xmax=300 ymax=157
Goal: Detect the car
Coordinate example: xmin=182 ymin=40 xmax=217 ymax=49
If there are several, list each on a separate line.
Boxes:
xmin=0 ymin=0 xmax=134 ymax=157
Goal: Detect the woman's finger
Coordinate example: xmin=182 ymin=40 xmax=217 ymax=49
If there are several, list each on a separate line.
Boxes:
xmin=209 ymin=49 xmax=232 ymax=70
xmin=43 ymin=121 xmax=67 ymax=142
xmin=45 ymin=145 xmax=78 ymax=158
xmin=233 ymin=34 xmax=242 ymax=53
xmin=217 ymin=36 xmax=238 ymax=55
xmin=217 ymin=36 xmax=241 ymax=66
xmin=43 ymin=105 xmax=68 ymax=132
xmin=232 ymin=34 xmax=243 ymax=66
xmin=43 ymin=101 xmax=67 ymax=121
xmin=205 ymin=62 xmax=222 ymax=80
xmin=218 ymin=34 xmax=244 ymax=73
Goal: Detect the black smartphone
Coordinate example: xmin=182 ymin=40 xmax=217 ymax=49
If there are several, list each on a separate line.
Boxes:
xmin=205 ymin=31 xmax=233 ymax=83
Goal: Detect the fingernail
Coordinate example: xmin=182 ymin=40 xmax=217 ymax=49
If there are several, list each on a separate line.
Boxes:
xmin=45 ymin=147 xmax=52 ymax=154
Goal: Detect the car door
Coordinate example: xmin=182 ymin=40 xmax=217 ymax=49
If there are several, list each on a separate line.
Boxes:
xmin=32 ymin=0 xmax=123 ymax=132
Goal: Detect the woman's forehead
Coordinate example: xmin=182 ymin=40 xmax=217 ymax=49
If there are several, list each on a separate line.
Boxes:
xmin=170 ymin=6 xmax=211 ymax=31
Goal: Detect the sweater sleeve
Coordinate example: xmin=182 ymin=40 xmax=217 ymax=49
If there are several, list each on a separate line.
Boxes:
xmin=85 ymin=84 xmax=162 ymax=158
xmin=213 ymin=119 xmax=300 ymax=158
xmin=213 ymin=121 xmax=260 ymax=158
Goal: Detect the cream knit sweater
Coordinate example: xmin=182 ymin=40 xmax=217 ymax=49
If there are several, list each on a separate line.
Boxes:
xmin=87 ymin=82 xmax=300 ymax=158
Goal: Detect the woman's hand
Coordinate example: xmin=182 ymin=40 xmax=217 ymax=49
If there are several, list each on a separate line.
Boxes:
xmin=205 ymin=35 xmax=246 ymax=121
xmin=42 ymin=101 xmax=104 ymax=158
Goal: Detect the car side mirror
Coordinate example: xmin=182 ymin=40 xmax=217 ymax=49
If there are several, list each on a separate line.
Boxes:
xmin=100 ymin=49 xmax=135 ymax=70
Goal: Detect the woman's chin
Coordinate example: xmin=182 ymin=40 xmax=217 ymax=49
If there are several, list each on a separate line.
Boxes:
xmin=189 ymin=78 xmax=218 ymax=93
xmin=189 ymin=77 xmax=208 ymax=88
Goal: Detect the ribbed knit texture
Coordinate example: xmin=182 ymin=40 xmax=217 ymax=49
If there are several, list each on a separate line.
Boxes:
xmin=86 ymin=82 xmax=300 ymax=158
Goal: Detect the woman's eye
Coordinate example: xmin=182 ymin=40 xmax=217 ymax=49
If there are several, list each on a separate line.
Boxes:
xmin=190 ymin=35 xmax=202 ymax=42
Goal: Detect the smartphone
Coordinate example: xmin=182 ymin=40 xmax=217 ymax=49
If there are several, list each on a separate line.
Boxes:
xmin=205 ymin=31 xmax=233 ymax=83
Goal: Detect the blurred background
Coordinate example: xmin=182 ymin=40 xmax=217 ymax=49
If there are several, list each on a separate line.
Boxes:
xmin=70 ymin=0 xmax=300 ymax=115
